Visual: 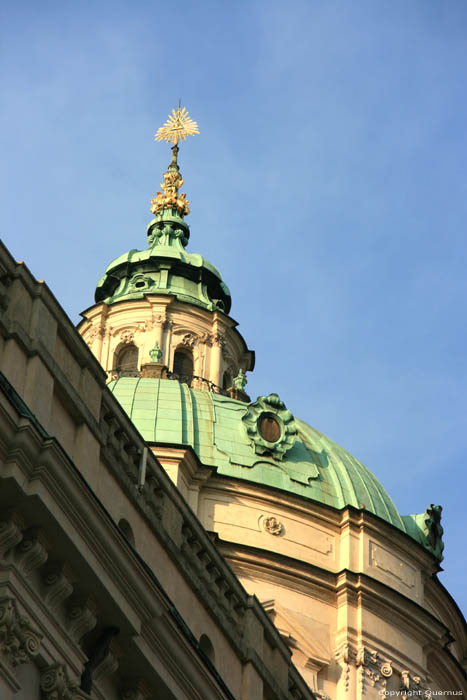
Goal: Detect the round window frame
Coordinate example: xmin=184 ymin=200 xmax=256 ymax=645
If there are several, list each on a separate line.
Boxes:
xmin=256 ymin=411 xmax=284 ymax=446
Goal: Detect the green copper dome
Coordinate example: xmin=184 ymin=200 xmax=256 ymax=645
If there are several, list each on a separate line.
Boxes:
xmin=95 ymin=144 xmax=231 ymax=313
xmin=107 ymin=377 xmax=444 ymax=560
xmin=95 ymin=214 xmax=231 ymax=312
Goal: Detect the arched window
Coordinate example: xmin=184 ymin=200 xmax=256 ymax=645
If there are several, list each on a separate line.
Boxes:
xmin=199 ymin=633 xmax=215 ymax=665
xmin=115 ymin=344 xmax=138 ymax=375
xmin=173 ymin=348 xmax=193 ymax=378
xmin=223 ymin=370 xmax=233 ymax=390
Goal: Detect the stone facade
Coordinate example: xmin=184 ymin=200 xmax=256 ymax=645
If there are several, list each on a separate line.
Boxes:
xmin=79 ymin=296 xmax=254 ymax=391
xmin=152 ymin=448 xmax=467 ymax=699
xmin=1 ymin=177 xmax=466 ymax=699
xmin=0 ymin=242 xmax=313 ymax=700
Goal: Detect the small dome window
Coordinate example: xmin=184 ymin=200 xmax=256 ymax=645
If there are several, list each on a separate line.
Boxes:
xmin=173 ymin=348 xmax=193 ymax=377
xmin=115 ymin=345 xmax=138 ymax=375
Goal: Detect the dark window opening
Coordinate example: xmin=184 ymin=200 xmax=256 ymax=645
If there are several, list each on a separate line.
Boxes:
xmin=116 ymin=345 xmax=138 ymax=373
xmin=173 ymin=349 xmax=193 ymax=377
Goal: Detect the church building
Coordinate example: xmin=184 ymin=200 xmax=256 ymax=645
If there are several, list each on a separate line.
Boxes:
xmin=0 ymin=107 xmax=465 ymax=699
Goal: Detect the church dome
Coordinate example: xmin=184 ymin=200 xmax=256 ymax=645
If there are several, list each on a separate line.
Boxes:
xmin=108 ymin=376 xmax=442 ymax=560
xmin=94 ymin=131 xmax=231 ymax=314
xmin=94 ymin=214 xmax=232 ymax=314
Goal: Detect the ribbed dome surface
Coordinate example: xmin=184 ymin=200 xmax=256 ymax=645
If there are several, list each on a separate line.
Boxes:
xmin=109 ymin=377 xmax=406 ymax=532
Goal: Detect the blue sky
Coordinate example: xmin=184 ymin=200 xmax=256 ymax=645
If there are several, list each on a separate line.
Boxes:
xmin=1 ymin=1 xmax=466 ymax=615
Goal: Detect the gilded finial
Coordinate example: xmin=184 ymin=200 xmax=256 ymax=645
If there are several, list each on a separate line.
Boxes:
xmin=155 ymin=105 xmax=199 ymax=146
xmin=151 ymin=105 xmax=199 ymax=219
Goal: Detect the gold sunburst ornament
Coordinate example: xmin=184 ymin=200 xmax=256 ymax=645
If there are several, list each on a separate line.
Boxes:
xmin=155 ymin=105 xmax=199 ymax=146
xmin=150 ymin=105 xmax=199 ymax=219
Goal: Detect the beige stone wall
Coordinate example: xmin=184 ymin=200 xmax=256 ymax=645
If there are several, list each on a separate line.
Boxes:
xmin=151 ymin=445 xmax=467 ymax=699
xmin=0 ymin=243 xmax=313 ymax=700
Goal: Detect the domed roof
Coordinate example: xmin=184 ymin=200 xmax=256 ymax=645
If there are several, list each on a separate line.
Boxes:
xmin=95 ymin=215 xmax=231 ymax=313
xmin=95 ymin=142 xmax=232 ymax=314
xmin=109 ymin=377 xmax=407 ymax=528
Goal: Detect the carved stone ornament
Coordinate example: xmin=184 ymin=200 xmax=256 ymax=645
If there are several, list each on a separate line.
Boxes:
xmin=198 ymin=331 xmax=210 ymax=345
xmin=0 ymin=510 xmax=25 ymax=558
xmin=14 ymin=527 xmax=48 ymax=574
xmin=356 ymin=646 xmax=395 ymax=692
xmin=182 ymin=332 xmax=196 ymax=347
xmin=335 ymin=642 xmax=356 ymax=693
xmin=66 ymin=595 xmax=97 ymax=643
xmin=119 ymin=329 xmax=135 ymax=344
xmin=41 ymin=562 xmax=75 ymax=609
xmin=211 ymin=332 xmax=225 ymax=348
xmin=85 ymin=325 xmax=99 ymax=347
xmin=400 ymin=669 xmax=432 ymax=699
xmin=41 ymin=663 xmax=87 ymax=700
xmin=262 ymin=516 xmax=284 ymax=536
xmin=0 ymin=596 xmax=42 ymax=667
xmin=242 ymin=393 xmax=298 ymax=460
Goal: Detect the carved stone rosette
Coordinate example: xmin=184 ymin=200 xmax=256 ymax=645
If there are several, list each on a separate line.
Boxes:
xmin=0 ymin=596 xmax=42 ymax=668
xmin=262 ymin=516 xmax=284 ymax=536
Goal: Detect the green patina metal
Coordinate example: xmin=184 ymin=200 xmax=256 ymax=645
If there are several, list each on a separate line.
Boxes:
xmin=402 ymin=505 xmax=444 ymax=562
xmin=242 ymin=393 xmax=298 ymax=460
xmin=149 ymin=340 xmax=163 ymax=362
xmin=106 ymin=377 xmax=444 ymax=560
xmin=94 ymin=214 xmax=231 ymax=313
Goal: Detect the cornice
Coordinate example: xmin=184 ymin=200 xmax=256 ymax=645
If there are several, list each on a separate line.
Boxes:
xmin=0 ymin=372 xmax=315 ymax=699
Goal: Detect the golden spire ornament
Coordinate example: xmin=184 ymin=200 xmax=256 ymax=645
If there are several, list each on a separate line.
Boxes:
xmin=151 ymin=104 xmax=199 ymax=219
xmin=155 ymin=105 xmax=199 ymax=146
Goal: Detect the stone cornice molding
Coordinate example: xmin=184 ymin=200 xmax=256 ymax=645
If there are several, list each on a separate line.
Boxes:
xmin=220 ymin=540 xmax=455 ymax=651
xmin=0 ymin=391 xmax=317 ymax=700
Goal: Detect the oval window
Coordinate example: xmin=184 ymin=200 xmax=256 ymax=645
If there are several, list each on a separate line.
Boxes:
xmin=258 ymin=413 xmax=281 ymax=443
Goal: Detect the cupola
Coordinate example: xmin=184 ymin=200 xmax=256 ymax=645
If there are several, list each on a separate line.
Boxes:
xmin=78 ymin=106 xmax=254 ymax=396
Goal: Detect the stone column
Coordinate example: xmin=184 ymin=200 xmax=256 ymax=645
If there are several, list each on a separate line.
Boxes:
xmin=210 ymin=333 xmax=224 ymax=387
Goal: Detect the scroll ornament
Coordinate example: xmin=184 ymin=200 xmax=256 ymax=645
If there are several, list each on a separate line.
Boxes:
xmin=0 ymin=596 xmax=42 ymax=667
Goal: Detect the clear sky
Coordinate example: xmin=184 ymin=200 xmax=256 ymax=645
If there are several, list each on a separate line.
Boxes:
xmin=1 ymin=1 xmax=466 ymax=616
